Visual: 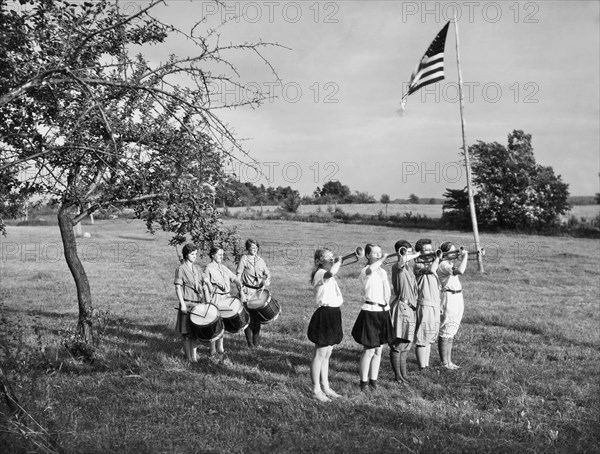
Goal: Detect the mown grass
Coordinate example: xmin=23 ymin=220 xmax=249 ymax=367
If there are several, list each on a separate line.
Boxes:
xmin=0 ymin=219 xmax=598 ymax=453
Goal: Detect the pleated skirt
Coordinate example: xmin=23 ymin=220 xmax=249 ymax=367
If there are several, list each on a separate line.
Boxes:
xmin=351 ymin=308 xmax=394 ymax=348
xmin=307 ymin=306 xmax=343 ymax=346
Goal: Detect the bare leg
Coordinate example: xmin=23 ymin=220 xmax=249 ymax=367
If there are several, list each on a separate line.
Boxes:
xmin=359 ymin=348 xmax=375 ymax=381
xmin=311 ymin=346 xmax=327 ymax=394
xmin=216 ymin=337 xmax=224 ymax=354
xmin=370 ymin=346 xmax=383 ymax=380
xmin=321 ymin=346 xmax=340 ymax=397
xmin=311 ymin=346 xmax=331 ymax=402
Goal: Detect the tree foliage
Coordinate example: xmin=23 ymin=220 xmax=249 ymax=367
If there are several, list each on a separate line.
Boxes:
xmin=0 ymin=0 xmax=278 ymax=340
xmin=213 ymin=178 xmax=377 ymax=206
xmin=442 ymin=130 xmax=570 ymax=231
xmin=318 ymin=180 xmax=351 ymax=202
xmin=215 ymin=178 xmax=300 ymax=208
xmin=408 ymin=193 xmax=420 ymax=204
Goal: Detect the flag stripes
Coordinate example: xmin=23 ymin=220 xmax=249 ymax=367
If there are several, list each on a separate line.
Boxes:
xmin=401 ymin=21 xmax=450 ymax=108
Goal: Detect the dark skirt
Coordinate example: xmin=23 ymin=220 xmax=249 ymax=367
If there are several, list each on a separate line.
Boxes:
xmin=307 ymin=306 xmax=343 ymax=346
xmin=351 ymin=309 xmax=394 ymax=348
xmin=175 ymin=302 xmax=199 ymax=337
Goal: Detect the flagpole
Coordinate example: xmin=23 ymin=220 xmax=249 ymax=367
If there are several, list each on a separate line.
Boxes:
xmin=453 ymin=15 xmax=484 ymax=273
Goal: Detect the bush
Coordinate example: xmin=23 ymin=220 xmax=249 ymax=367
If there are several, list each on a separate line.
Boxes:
xmin=443 ymin=130 xmax=570 ymax=232
xmin=280 ymin=193 xmax=301 ymax=213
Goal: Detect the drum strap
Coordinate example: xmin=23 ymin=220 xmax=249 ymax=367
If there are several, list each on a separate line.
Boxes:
xmin=244 ymin=255 xmax=268 ymax=288
xmin=183 ymin=282 xmax=200 ymax=294
xmin=210 ymin=279 xmax=227 ymax=293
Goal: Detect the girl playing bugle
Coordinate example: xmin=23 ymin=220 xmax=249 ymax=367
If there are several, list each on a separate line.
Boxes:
xmin=308 ymin=248 xmax=344 ymax=402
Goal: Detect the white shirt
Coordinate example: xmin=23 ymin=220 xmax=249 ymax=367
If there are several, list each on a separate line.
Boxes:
xmin=438 ymin=262 xmax=462 ymax=291
xmin=312 ymin=268 xmax=343 ymax=308
xmin=359 ymin=266 xmax=391 ymax=311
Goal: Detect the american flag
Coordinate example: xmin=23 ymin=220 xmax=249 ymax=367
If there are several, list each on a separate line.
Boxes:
xmin=400 ymin=21 xmax=450 ymax=112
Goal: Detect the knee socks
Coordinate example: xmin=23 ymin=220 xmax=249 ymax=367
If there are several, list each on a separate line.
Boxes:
xmin=399 ymin=351 xmax=410 ymax=382
xmin=390 ymin=350 xmax=401 ymax=380
xmin=439 ymin=337 xmax=449 ymax=365
xmin=416 ymin=346 xmax=427 ymax=368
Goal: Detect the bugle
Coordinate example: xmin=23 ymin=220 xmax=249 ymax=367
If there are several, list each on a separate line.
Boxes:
xmin=442 ymin=247 xmax=485 ymax=261
xmin=382 ymin=247 xmax=420 ymax=265
xmin=414 ymin=249 xmax=444 ymax=263
xmin=340 ymin=246 xmax=365 ymax=267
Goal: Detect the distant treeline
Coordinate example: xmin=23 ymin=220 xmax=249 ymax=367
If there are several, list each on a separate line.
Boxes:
xmin=568 ymin=196 xmax=599 ymax=206
xmin=215 ymin=179 xmax=597 ymax=209
xmin=214 ymin=179 xmax=443 ymax=207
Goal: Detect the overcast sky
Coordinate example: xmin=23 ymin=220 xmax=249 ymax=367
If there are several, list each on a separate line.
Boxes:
xmin=150 ymin=0 xmax=599 ymax=199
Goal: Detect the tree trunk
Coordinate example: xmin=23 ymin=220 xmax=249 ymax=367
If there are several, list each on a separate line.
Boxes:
xmin=0 ymin=366 xmax=22 ymax=416
xmin=88 ymin=202 xmax=94 ymax=225
xmin=58 ymin=204 xmax=93 ymax=342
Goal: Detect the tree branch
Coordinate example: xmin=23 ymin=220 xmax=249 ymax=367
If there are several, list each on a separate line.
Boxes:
xmin=71 ymin=193 xmax=160 ymax=225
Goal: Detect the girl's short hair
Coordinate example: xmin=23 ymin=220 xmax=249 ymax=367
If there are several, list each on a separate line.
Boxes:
xmin=364 ymin=243 xmax=379 ymax=256
xmin=394 ymin=240 xmax=412 ymax=252
xmin=182 ymin=243 xmax=198 ymax=260
xmin=209 ymin=246 xmax=222 ymax=258
xmin=245 ymin=238 xmax=259 ymax=251
xmin=414 ymin=238 xmax=432 ymax=252
xmin=440 ymin=241 xmax=453 ymax=253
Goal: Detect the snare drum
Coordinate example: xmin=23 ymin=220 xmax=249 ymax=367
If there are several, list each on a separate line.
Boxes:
xmin=189 ymin=303 xmax=224 ymax=342
xmin=215 ymin=295 xmax=250 ymax=333
xmin=246 ymin=289 xmax=281 ymax=324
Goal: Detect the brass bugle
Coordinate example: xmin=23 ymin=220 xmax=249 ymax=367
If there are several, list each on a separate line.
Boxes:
xmin=417 ymin=247 xmax=485 ymax=263
xmin=442 ymin=247 xmax=485 ymax=261
xmin=340 ymin=246 xmax=365 ymax=267
xmin=414 ymin=249 xmax=444 ymax=263
xmin=382 ymin=247 xmax=411 ymax=265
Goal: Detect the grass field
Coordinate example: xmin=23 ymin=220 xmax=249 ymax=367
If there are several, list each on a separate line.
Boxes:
xmin=1 ymin=219 xmax=599 ymax=453
xmin=222 ymin=203 xmax=600 ymax=221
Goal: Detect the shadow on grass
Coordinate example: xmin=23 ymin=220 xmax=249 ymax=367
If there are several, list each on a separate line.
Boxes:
xmin=5 ymin=306 xmax=325 ymax=380
xmin=465 ymin=313 xmax=600 ymax=350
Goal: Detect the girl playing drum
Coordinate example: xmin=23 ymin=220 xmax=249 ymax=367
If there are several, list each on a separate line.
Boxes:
xmin=204 ymin=246 xmax=244 ymax=356
xmin=236 ymin=239 xmax=271 ymax=348
xmin=174 ymin=243 xmax=211 ymax=362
